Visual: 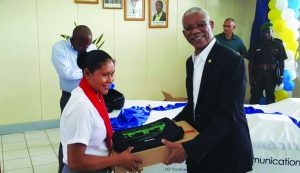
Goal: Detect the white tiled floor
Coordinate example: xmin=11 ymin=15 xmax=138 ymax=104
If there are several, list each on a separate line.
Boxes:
xmin=0 ymin=128 xmax=59 ymax=173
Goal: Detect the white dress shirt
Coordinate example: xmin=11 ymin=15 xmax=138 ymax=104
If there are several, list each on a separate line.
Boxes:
xmin=60 ymin=87 xmax=108 ymax=165
xmin=51 ymin=40 xmax=96 ymax=93
xmin=192 ymin=38 xmax=216 ymax=117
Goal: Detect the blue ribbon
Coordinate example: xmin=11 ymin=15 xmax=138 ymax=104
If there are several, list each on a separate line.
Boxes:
xmin=110 ymin=103 xmax=187 ymax=131
xmin=245 ymin=106 xmax=300 ymax=128
xmin=151 ymin=103 xmax=187 ymax=111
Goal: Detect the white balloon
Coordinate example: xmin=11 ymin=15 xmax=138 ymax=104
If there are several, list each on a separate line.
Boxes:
xmin=287 ymin=91 xmax=293 ymax=97
xmin=290 ymin=70 xmax=297 ymax=80
xmin=286 ymin=50 xmax=295 ymax=59
xmin=276 ymin=0 xmax=288 ymax=11
xmin=275 ymin=83 xmax=284 ymax=91
xmin=285 ymin=56 xmax=296 ymax=71
xmin=281 ymin=8 xmax=295 ymax=20
xmin=286 ymin=18 xmax=300 ymax=29
xmin=286 ymin=56 xmax=294 ymax=63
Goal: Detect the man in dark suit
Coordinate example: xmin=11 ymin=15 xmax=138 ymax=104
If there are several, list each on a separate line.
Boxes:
xmin=162 ymin=7 xmax=253 ymax=173
xmin=152 ymin=0 xmax=166 ymax=21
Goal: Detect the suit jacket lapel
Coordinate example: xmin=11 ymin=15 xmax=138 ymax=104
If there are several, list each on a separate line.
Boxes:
xmin=196 ymin=42 xmax=220 ymax=108
xmin=186 ymin=57 xmax=194 ymax=104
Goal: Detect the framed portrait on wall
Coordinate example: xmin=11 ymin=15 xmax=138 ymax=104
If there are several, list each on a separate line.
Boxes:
xmin=103 ymin=0 xmax=122 ymax=9
xmin=149 ymin=0 xmax=168 ymax=28
xmin=124 ymin=0 xmax=145 ymax=21
xmin=75 ymin=0 xmax=98 ymax=4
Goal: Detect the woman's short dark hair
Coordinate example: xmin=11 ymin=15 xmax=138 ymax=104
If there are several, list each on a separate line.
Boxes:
xmin=77 ymin=50 xmax=114 ymax=73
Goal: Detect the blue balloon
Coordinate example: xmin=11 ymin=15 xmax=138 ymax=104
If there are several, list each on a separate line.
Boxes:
xmin=283 ymin=80 xmax=295 ymax=91
xmin=288 ymin=0 xmax=300 ymax=10
xmin=283 ymin=70 xmax=292 ymax=83
xmin=109 ymin=83 xmax=115 ymax=89
xmin=259 ymin=97 xmax=266 ymax=105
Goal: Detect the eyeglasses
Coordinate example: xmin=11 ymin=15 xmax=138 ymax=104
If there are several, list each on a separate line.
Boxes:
xmin=183 ymin=20 xmax=209 ymax=32
xmin=223 ymin=25 xmax=233 ymax=28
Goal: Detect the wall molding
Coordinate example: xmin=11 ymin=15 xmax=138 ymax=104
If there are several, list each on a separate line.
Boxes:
xmin=0 ymin=119 xmax=60 ymax=135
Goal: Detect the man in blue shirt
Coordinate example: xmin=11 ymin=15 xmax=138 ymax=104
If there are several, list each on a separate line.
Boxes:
xmin=215 ymin=18 xmax=247 ymax=56
xmin=51 ymin=25 xmax=96 ymax=173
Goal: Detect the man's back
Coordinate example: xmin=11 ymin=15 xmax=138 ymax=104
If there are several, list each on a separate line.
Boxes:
xmin=52 ymin=36 xmax=97 ymax=92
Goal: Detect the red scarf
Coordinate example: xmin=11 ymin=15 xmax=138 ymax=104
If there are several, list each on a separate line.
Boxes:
xmin=79 ymin=78 xmax=113 ymax=150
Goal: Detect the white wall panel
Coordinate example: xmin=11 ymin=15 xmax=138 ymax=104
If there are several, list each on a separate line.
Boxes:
xmin=0 ymin=0 xmax=257 ymax=125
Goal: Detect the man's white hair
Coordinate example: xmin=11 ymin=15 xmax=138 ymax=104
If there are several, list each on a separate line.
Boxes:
xmin=182 ymin=7 xmax=211 ymax=21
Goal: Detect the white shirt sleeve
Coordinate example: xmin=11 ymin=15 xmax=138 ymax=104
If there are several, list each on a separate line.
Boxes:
xmin=87 ymin=43 xmax=97 ymax=51
xmin=63 ymin=102 xmax=94 ymax=145
xmin=51 ymin=42 xmax=83 ymax=80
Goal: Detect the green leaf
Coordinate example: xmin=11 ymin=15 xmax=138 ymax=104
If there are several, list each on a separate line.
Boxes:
xmin=96 ymin=34 xmax=104 ymax=45
xmin=60 ymin=34 xmax=70 ymax=40
xmin=98 ymin=41 xmax=105 ymax=49
xmin=92 ymin=33 xmax=105 ymax=49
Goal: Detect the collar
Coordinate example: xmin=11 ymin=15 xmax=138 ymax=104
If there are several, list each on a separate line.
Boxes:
xmin=67 ymin=39 xmax=77 ymax=52
xmin=79 ymin=78 xmax=113 ymax=149
xmin=222 ymin=32 xmax=236 ymax=40
xmin=192 ymin=38 xmax=216 ymax=63
xmin=156 ymin=11 xmax=163 ymax=17
xmin=262 ymin=37 xmax=275 ymax=43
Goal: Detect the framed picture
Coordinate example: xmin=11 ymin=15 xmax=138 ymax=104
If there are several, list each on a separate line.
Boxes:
xmin=103 ymin=0 xmax=122 ymax=9
xmin=75 ymin=0 xmax=98 ymax=4
xmin=124 ymin=0 xmax=145 ymax=21
xmin=149 ymin=0 xmax=168 ymax=28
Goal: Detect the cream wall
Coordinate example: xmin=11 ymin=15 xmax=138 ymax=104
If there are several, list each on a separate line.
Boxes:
xmin=0 ymin=0 xmax=256 ymax=126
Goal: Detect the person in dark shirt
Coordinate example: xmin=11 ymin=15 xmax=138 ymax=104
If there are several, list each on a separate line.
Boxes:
xmin=245 ymin=22 xmax=287 ymax=104
xmin=215 ymin=18 xmax=247 ymax=56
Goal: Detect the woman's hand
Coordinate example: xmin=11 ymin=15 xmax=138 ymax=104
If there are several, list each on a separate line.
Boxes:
xmin=117 ymin=147 xmax=143 ymax=172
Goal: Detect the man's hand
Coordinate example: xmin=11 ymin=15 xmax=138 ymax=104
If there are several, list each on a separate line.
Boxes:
xmin=161 ymin=139 xmax=187 ymax=165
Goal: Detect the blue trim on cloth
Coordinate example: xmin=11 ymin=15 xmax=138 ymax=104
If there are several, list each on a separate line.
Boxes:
xmin=110 ymin=103 xmax=187 ymax=131
xmin=245 ymin=106 xmax=300 ymax=128
xmin=151 ymin=103 xmax=187 ymax=111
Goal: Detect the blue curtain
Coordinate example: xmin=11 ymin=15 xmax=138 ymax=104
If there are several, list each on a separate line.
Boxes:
xmin=250 ymin=0 xmax=270 ymax=47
